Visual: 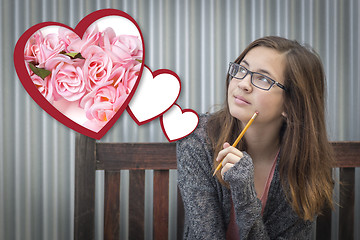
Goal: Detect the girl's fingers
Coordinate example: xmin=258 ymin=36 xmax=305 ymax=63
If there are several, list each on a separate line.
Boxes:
xmin=217 ymin=145 xmax=244 ymax=178
xmin=221 ymin=153 xmax=241 ymax=167
xmin=223 ymin=142 xmax=231 ymax=148
xmin=218 ymin=142 xmax=231 ymax=160
xmin=221 ymin=162 xmax=234 ymax=177
xmin=216 ymin=144 xmax=243 ymax=162
xmin=215 ymin=142 xmax=244 ymax=178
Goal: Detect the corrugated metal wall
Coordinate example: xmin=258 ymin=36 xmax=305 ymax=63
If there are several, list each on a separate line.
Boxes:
xmin=1 ymin=0 xmax=359 ymax=239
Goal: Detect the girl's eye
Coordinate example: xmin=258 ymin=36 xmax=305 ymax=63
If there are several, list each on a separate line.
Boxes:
xmin=239 ymin=66 xmax=247 ymax=74
xmin=254 ymin=74 xmax=272 ymax=84
xmin=261 ymin=77 xmax=270 ymax=83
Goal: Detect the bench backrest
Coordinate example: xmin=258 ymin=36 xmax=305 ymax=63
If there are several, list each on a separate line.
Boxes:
xmin=74 ymin=134 xmax=360 ymax=240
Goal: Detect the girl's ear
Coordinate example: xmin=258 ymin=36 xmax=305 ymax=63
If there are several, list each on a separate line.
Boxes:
xmin=282 ymin=112 xmax=288 ymax=118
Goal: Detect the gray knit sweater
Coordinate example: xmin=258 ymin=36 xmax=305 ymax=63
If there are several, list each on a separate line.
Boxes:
xmin=177 ymin=114 xmax=312 ymax=239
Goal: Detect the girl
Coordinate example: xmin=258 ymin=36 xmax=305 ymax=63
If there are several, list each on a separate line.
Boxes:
xmin=177 ymin=36 xmax=334 ymax=239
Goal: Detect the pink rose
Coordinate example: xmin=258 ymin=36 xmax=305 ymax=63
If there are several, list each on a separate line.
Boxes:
xmin=99 ymin=27 xmax=117 ymax=46
xmin=81 ymin=45 xmax=113 ymax=91
xmin=81 ymin=84 xmax=129 ymax=132
xmin=28 ymin=32 xmax=67 ymax=68
xmin=115 ymin=83 xmax=129 ymax=109
xmin=58 ymin=27 xmax=80 ymax=52
xmin=25 ymin=60 xmax=54 ymax=102
xmin=80 ymin=85 xmax=126 ymax=123
xmin=100 ymin=30 xmax=143 ymax=64
xmin=109 ymin=61 xmax=141 ymax=92
xmin=67 ymin=24 xmax=101 ymax=54
xmin=45 ymin=55 xmax=86 ymax=102
xmin=40 ymin=33 xmax=66 ymax=67
xmin=115 ymin=35 xmax=143 ymax=60
xmin=24 ymin=31 xmax=43 ymax=63
xmin=31 ymin=74 xmax=54 ymax=103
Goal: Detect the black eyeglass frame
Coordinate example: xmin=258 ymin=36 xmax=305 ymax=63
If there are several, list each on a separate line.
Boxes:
xmin=228 ymin=62 xmax=287 ymax=91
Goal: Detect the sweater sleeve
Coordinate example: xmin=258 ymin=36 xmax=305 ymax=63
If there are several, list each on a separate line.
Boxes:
xmin=177 ymin=130 xmax=227 ymax=239
xmin=223 ymin=152 xmax=313 ymax=240
xmin=223 ymin=152 xmax=270 ymax=239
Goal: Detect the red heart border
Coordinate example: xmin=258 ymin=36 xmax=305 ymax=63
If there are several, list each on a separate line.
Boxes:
xmin=126 ymin=65 xmax=182 ymax=126
xmin=14 ymin=9 xmax=145 ymax=139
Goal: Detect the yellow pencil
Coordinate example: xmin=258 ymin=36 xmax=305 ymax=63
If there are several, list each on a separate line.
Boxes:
xmin=212 ymin=111 xmax=259 ymax=176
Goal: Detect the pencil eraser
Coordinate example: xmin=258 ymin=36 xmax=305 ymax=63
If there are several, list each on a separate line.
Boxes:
xmin=255 ymin=111 xmax=259 ymax=115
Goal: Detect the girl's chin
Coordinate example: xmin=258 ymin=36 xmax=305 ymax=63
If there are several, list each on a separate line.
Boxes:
xmin=229 ymin=108 xmax=254 ymax=122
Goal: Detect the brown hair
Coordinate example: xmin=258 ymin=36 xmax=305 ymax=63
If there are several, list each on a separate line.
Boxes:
xmin=207 ymin=36 xmax=334 ymax=221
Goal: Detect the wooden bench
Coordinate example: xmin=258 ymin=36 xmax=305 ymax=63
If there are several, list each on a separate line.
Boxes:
xmin=74 ymin=134 xmax=360 ymax=240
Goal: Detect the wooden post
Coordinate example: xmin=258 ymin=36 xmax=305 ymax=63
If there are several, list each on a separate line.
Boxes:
xmin=153 ymin=170 xmax=169 ymax=240
xmin=129 ymin=170 xmax=145 ymax=239
xmin=339 ymin=168 xmax=355 ymax=239
xmin=177 ymin=188 xmax=184 ymax=240
xmin=74 ymin=134 xmax=96 ymax=240
xmin=104 ymin=171 xmax=121 ymax=240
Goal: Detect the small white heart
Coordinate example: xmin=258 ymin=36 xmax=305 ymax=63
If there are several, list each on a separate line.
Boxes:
xmin=160 ymin=104 xmax=199 ymax=142
xmin=127 ymin=65 xmax=181 ymax=124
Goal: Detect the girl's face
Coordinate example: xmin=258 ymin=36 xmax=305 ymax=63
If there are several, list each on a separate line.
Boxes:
xmin=228 ymin=46 xmax=286 ymax=125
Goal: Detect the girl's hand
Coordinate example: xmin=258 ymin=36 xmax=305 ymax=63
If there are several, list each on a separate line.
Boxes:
xmin=216 ymin=142 xmax=244 ymax=178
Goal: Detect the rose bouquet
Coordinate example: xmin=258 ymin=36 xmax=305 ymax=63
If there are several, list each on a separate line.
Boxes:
xmin=24 ymin=25 xmax=143 ymax=132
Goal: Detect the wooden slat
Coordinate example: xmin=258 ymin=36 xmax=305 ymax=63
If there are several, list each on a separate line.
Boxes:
xmin=74 ymin=134 xmax=96 ymax=240
xmin=104 ymin=171 xmax=121 ymax=240
xmin=95 ymin=141 xmax=360 ymax=170
xmin=129 ymin=170 xmax=145 ymax=239
xmin=96 ymin=143 xmax=177 ymax=170
xmin=177 ymin=188 xmax=185 ymax=240
xmin=332 ymin=142 xmax=360 ymax=168
xmin=339 ymin=168 xmax=355 ymax=239
xmin=153 ymin=170 xmax=169 ymax=240
xmin=315 ymin=205 xmax=332 ymax=240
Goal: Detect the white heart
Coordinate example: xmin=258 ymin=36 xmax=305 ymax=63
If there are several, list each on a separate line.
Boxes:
xmin=127 ymin=66 xmax=181 ymax=124
xmin=160 ymin=104 xmax=199 ymax=142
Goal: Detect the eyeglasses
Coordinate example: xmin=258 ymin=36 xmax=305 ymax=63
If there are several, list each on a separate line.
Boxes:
xmin=228 ymin=62 xmax=286 ymax=91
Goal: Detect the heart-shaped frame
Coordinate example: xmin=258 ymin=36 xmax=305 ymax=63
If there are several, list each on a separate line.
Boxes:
xmin=127 ymin=65 xmax=182 ymax=125
xmin=14 ymin=9 xmax=145 ymax=139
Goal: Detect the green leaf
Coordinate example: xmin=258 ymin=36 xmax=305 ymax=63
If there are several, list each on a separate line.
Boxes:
xmin=28 ymin=63 xmax=51 ymax=80
xmin=62 ymin=52 xmax=84 ymax=59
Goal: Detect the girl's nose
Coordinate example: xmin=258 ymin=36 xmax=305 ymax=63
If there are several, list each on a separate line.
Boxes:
xmin=237 ymin=74 xmax=253 ymax=93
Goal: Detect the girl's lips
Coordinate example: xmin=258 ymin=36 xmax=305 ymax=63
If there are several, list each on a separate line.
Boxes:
xmin=234 ymin=96 xmax=251 ymax=105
